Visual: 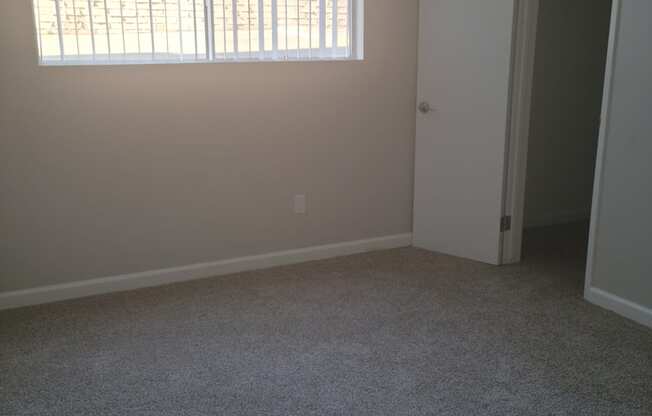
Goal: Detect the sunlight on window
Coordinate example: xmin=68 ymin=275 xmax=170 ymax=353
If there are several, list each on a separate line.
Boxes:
xmin=32 ymin=0 xmax=361 ymax=65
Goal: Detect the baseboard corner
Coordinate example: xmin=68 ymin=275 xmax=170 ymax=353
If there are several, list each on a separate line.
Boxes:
xmin=585 ymin=286 xmax=652 ymax=329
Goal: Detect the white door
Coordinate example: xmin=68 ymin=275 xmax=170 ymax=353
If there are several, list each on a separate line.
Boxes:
xmin=413 ymin=0 xmax=516 ymax=265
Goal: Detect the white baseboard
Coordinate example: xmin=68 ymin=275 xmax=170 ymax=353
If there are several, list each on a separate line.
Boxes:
xmin=585 ymin=287 xmax=652 ymax=329
xmin=524 ymin=209 xmax=591 ymax=229
xmin=0 ymin=233 xmax=413 ymax=311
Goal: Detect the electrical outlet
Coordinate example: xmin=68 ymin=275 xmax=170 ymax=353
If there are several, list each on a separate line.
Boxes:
xmin=293 ymin=194 xmax=307 ymax=215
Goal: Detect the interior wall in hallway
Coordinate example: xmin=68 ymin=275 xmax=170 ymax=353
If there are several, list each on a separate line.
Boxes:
xmin=590 ymin=1 xmax=652 ymax=311
xmin=523 ymin=0 xmax=612 ymax=228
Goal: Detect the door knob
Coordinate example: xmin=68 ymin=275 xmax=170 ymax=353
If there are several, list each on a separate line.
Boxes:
xmin=418 ymin=101 xmax=434 ymax=114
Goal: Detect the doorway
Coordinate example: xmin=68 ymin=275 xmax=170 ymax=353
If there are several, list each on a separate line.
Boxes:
xmin=412 ymin=0 xmax=616 ymax=269
xmin=503 ymin=0 xmax=614 ymax=273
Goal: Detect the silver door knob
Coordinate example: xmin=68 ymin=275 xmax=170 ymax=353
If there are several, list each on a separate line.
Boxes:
xmin=418 ymin=101 xmax=434 ymax=114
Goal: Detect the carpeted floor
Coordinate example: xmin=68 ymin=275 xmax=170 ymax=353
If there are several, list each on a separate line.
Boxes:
xmin=1 ymin=223 xmax=651 ymax=415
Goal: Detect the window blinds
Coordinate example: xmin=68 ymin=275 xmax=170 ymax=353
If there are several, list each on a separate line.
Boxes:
xmin=32 ymin=0 xmax=362 ymax=65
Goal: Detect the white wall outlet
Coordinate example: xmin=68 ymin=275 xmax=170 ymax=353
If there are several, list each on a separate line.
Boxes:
xmin=293 ymin=194 xmax=307 ymax=215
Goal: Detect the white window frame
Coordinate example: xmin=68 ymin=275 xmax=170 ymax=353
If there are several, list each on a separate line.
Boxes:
xmin=31 ymin=0 xmax=364 ymax=66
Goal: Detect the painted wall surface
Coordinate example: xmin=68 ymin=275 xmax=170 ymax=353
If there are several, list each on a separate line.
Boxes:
xmin=591 ymin=1 xmax=652 ymax=308
xmin=524 ymin=0 xmax=612 ymax=228
xmin=0 ymin=1 xmax=419 ymax=292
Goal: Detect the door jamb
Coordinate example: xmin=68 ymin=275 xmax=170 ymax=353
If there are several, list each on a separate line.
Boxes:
xmin=584 ymin=0 xmax=621 ymax=296
xmin=501 ymin=0 xmax=540 ymax=264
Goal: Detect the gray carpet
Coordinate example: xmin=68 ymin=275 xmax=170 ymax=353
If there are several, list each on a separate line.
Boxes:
xmin=1 ymin=223 xmax=651 ymax=415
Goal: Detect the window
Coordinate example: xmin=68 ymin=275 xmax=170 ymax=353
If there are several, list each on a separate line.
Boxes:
xmin=32 ymin=0 xmax=363 ymax=65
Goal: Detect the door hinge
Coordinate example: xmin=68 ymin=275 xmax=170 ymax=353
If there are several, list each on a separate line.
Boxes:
xmin=500 ymin=215 xmax=512 ymax=232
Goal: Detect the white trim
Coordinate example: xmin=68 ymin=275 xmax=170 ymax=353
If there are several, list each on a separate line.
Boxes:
xmin=501 ymin=0 xmax=539 ymax=264
xmin=0 ymin=233 xmax=412 ymax=311
xmin=586 ymin=287 xmax=652 ymax=329
xmin=584 ymin=0 xmax=621 ymax=296
xmin=38 ymin=46 xmax=359 ymax=67
xmin=31 ymin=0 xmax=43 ymax=65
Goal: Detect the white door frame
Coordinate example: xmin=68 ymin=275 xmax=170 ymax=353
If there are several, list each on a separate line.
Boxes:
xmin=501 ymin=0 xmax=540 ymax=264
xmin=583 ymin=0 xmax=620 ymax=295
xmin=501 ymin=0 xmax=620 ymax=272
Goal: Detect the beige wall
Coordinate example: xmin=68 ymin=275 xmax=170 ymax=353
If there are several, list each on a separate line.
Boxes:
xmin=524 ymin=0 xmax=612 ymax=228
xmin=0 ymin=1 xmax=419 ymax=292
